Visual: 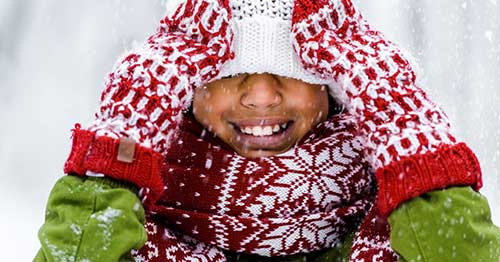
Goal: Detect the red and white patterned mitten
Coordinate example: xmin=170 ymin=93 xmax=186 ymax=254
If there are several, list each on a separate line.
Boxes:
xmin=291 ymin=0 xmax=482 ymax=216
xmin=64 ymin=0 xmax=234 ymax=200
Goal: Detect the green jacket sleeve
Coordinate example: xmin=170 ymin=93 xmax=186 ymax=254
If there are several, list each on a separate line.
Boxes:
xmin=34 ymin=175 xmax=147 ymax=262
xmin=388 ymin=186 xmax=500 ymax=262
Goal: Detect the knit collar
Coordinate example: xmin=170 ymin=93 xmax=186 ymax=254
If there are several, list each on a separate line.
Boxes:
xmin=147 ymin=112 xmax=379 ymax=256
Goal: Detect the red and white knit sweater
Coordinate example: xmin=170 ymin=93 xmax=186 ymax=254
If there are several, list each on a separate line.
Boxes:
xmin=132 ymin=113 xmax=380 ymax=260
xmin=63 ymin=0 xmax=482 ymax=261
xmin=290 ymin=0 xmax=481 ymax=215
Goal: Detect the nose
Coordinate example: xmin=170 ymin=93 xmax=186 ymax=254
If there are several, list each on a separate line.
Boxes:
xmin=240 ymin=74 xmax=282 ymax=109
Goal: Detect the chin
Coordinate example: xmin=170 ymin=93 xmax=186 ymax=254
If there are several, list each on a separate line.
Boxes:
xmin=231 ymin=143 xmax=294 ymax=158
xmin=236 ymin=149 xmax=283 ymax=158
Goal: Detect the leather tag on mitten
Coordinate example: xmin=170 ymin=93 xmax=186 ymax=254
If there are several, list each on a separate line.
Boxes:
xmin=117 ymin=138 xmax=136 ymax=163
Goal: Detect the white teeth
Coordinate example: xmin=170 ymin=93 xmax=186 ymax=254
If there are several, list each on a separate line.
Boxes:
xmin=252 ymin=126 xmax=263 ymax=136
xmin=262 ymin=126 xmax=273 ymax=136
xmin=239 ymin=123 xmax=289 ymax=137
xmin=244 ymin=126 xmax=252 ymax=134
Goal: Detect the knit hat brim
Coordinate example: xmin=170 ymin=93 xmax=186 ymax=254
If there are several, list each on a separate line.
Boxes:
xmin=215 ymin=16 xmax=331 ymax=85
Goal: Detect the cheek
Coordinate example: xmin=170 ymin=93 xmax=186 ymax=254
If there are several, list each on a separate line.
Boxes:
xmin=193 ymin=90 xmax=215 ymax=127
xmin=292 ymin=90 xmax=329 ymax=122
xmin=317 ymin=92 xmax=330 ymax=119
xmin=193 ymin=89 xmax=234 ymax=129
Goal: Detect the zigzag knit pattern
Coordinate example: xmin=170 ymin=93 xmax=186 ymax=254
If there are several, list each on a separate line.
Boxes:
xmin=290 ymin=1 xmax=482 ymax=260
xmin=132 ymin=219 xmax=227 ymax=262
xmin=90 ymin=0 xmax=233 ymax=153
xmin=132 ymin=113 xmax=379 ymax=261
xmin=62 ymin=0 xmax=483 ymax=261
xmin=65 ymin=0 xmax=234 ymax=198
xmin=291 ymin=0 xmax=453 ymax=168
xmin=290 ymin=0 xmax=482 ymax=218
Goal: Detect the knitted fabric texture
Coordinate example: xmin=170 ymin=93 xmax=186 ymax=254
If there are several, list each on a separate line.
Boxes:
xmin=63 ymin=0 xmax=483 ymax=261
xmin=216 ymin=0 xmax=330 ymax=84
xmin=131 ymin=112 xmax=399 ymax=261
xmin=65 ymin=0 xmax=234 ymax=198
xmin=289 ymin=0 xmax=482 ymax=218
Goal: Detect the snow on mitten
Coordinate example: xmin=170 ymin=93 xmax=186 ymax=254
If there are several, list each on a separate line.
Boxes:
xmin=64 ymin=0 xmax=234 ymax=201
xmin=290 ymin=0 xmax=482 ymax=216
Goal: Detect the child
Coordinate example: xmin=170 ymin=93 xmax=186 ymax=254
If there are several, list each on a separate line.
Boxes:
xmin=35 ymin=0 xmax=500 ymax=261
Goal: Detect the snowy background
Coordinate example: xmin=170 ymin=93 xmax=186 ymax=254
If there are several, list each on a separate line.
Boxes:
xmin=1 ymin=0 xmax=499 ymax=261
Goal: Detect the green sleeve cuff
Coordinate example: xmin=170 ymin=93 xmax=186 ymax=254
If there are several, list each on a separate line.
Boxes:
xmin=388 ymin=186 xmax=500 ymax=261
xmin=35 ymin=175 xmax=147 ymax=262
xmin=84 ymin=175 xmax=140 ymax=194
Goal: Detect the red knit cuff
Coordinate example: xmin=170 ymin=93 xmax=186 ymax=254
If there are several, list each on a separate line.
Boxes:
xmin=63 ymin=124 xmax=165 ymax=199
xmin=375 ymin=142 xmax=483 ymax=217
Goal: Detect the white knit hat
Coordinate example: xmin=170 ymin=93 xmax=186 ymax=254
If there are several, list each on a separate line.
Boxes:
xmin=214 ymin=0 xmax=331 ymax=84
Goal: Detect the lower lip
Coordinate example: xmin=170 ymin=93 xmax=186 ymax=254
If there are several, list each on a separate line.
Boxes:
xmin=232 ymin=122 xmax=295 ymax=149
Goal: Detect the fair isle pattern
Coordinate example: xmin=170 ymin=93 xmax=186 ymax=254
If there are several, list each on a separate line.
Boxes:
xmin=63 ymin=0 xmax=483 ymax=261
xmin=207 ymin=206 xmax=365 ymax=257
xmin=206 ymin=115 xmax=373 ymax=255
xmin=132 ymin=113 xmax=377 ymax=260
xmin=132 ymin=220 xmax=226 ymax=262
xmin=289 ymin=0 xmax=481 ymax=220
xmin=212 ymin=155 xmax=244 ymax=250
xmin=221 ymin=118 xmax=372 ymax=220
xmin=289 ymin=1 xmax=482 ymax=260
xmin=216 ymin=156 xmax=244 ymax=216
xmin=349 ymin=206 xmax=399 ymax=261
xmin=88 ymin=0 xmax=233 ymax=154
xmin=291 ymin=0 xmax=455 ymax=169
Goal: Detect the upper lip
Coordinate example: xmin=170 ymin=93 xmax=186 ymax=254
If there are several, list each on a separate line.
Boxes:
xmin=230 ymin=118 xmax=291 ymax=128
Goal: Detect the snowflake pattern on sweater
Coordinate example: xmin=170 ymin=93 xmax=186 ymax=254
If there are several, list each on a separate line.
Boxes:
xmin=62 ymin=0 xmax=483 ymax=261
xmin=290 ymin=0 xmax=481 ymax=216
xmin=133 ymin=113 xmax=379 ymax=261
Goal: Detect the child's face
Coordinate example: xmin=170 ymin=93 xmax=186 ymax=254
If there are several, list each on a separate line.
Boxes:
xmin=193 ymin=73 xmax=329 ymax=158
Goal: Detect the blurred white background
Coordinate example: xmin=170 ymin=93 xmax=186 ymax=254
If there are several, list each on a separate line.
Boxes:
xmin=1 ymin=0 xmax=499 ymax=261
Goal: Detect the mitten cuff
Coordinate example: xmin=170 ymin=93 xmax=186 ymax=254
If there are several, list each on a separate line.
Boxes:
xmin=375 ymin=142 xmax=482 ymax=217
xmin=64 ymin=124 xmax=164 ymax=200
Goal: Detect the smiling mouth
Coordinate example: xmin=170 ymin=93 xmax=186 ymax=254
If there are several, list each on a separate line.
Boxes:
xmin=229 ymin=120 xmax=295 ymax=150
xmin=233 ymin=121 xmax=292 ymax=136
